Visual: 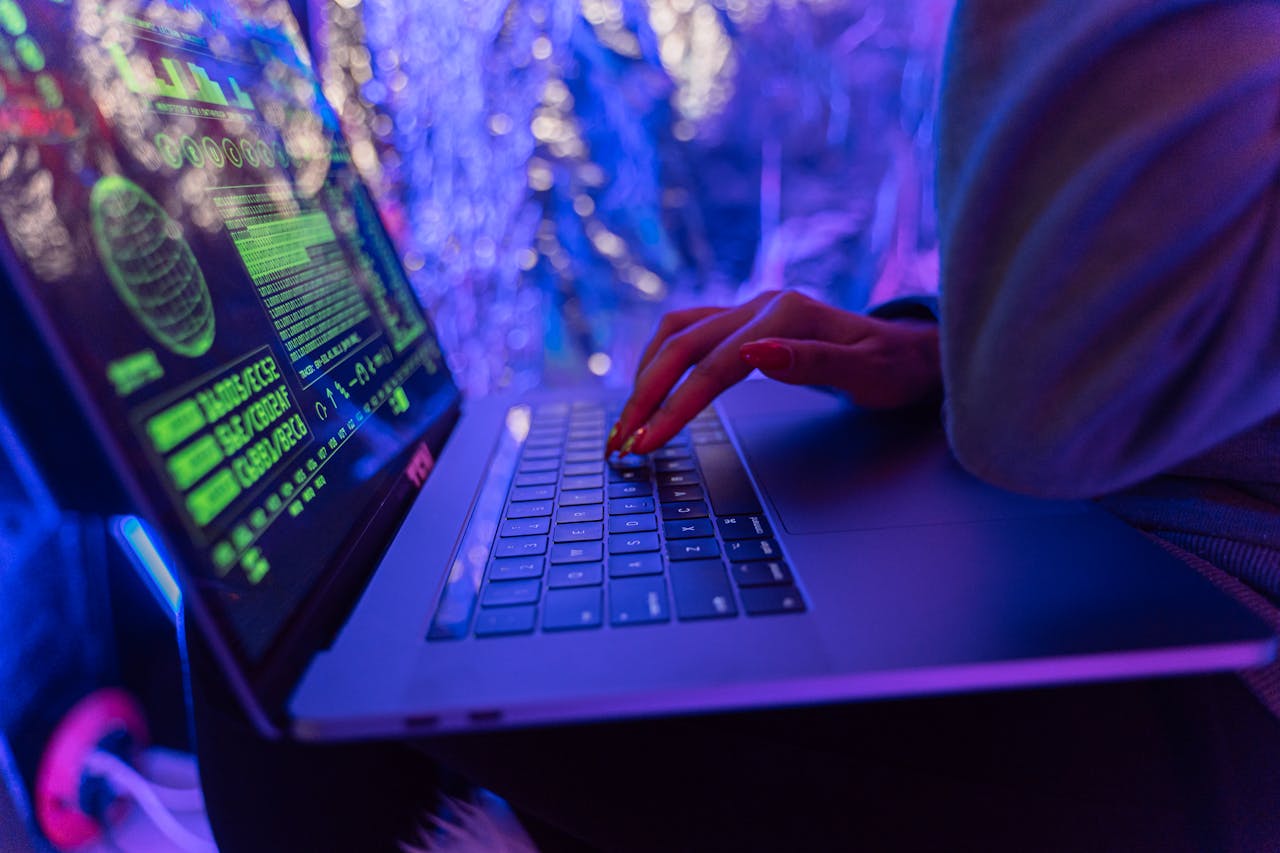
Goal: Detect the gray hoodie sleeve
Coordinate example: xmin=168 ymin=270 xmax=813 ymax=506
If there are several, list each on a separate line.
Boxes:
xmin=936 ymin=0 xmax=1280 ymax=498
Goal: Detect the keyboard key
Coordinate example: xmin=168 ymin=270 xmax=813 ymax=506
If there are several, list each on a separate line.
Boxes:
xmin=566 ymin=440 xmax=601 ymax=453
xmin=474 ymin=606 xmax=537 ymax=637
xmin=608 ymin=482 xmax=653 ymax=499
xmin=493 ymin=536 xmax=547 ymax=559
xmin=488 ymin=556 xmax=544 ymax=581
xmin=532 ymin=417 xmax=568 ymax=429
xmin=609 ymin=553 xmax=663 ymax=577
xmin=692 ymin=443 xmax=762 ymax=515
xmin=512 ymin=484 xmax=556 ymax=503
xmin=667 ymin=537 xmax=719 ymax=561
xmin=609 ymin=497 xmax=655 ymax=515
xmin=514 ymin=470 xmax=558 ymax=487
xmin=562 ymin=475 xmax=605 ymax=491
xmin=608 ymin=514 xmax=658 ymax=534
xmin=670 ymin=560 xmax=737 ymax=620
xmin=659 ymin=485 xmax=704 ymax=503
xmin=652 ymin=447 xmax=690 ymax=460
xmin=522 ymin=446 xmax=562 ymax=460
xmin=655 ymin=458 xmax=696 ymax=473
xmin=563 ymin=462 xmax=603 ymax=477
xmin=661 ymin=500 xmax=708 ymax=520
xmin=500 ymin=517 xmax=550 ymax=537
xmin=543 ymin=587 xmax=603 ymax=631
xmin=739 ymin=585 xmax=805 ymax=615
xmin=609 ymin=532 xmax=661 ymax=554
xmin=554 ymin=522 xmax=604 ymax=543
xmin=607 ymin=451 xmax=649 ymax=469
xmin=548 ymin=563 xmax=603 ymax=588
xmin=518 ymin=458 xmax=560 ymax=473
xmin=608 ymin=467 xmax=649 ymax=483
xmin=663 ymin=518 xmax=713 ymax=540
xmin=550 ymin=541 xmax=604 ymax=564
xmin=482 ymin=579 xmax=541 ymax=607
xmin=655 ymin=471 xmax=699 ymax=488
xmin=692 ymin=429 xmax=728 ymax=445
xmin=559 ymin=489 xmax=603 ymax=506
xmin=717 ymin=515 xmax=771 ymax=540
xmin=564 ymin=451 xmax=603 ymax=464
xmin=610 ymin=577 xmax=670 ymax=626
xmin=724 ymin=539 xmax=781 ymax=562
xmin=557 ymin=505 xmax=603 ymax=524
xmin=731 ymin=560 xmax=793 ymax=587
xmin=506 ymin=500 xmax=553 ymax=518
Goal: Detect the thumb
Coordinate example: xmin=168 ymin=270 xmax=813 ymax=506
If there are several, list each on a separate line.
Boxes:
xmin=739 ymin=337 xmax=858 ymax=387
xmin=739 ymin=336 xmax=932 ymax=409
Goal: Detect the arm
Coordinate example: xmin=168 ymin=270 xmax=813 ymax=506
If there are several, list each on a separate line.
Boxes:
xmin=938 ymin=0 xmax=1280 ymax=498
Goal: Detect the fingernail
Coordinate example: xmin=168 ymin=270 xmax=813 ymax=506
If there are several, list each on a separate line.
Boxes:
xmin=620 ymin=426 xmax=646 ymax=454
xmin=607 ymin=422 xmax=620 ymax=449
xmin=740 ymin=341 xmax=793 ymax=371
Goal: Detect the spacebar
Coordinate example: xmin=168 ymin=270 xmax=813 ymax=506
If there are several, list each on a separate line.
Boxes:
xmin=693 ymin=442 xmax=762 ymax=516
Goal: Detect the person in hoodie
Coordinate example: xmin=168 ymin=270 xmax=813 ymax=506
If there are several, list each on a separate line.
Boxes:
xmin=430 ymin=3 xmax=1280 ymax=848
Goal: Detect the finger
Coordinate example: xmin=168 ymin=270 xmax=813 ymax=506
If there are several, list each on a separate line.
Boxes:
xmin=610 ymin=299 xmax=768 ymax=452
xmin=627 ymin=293 xmax=819 ymax=453
xmin=609 ymin=294 xmax=777 ymax=452
xmin=610 ymin=307 xmax=725 ymax=451
xmin=740 ymin=337 xmax=883 ymax=393
xmin=634 ymin=306 xmax=725 ymax=380
xmin=628 ymin=345 xmax=753 ymax=454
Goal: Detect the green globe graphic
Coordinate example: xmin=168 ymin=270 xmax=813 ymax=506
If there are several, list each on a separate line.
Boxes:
xmin=91 ymin=176 xmax=215 ymax=358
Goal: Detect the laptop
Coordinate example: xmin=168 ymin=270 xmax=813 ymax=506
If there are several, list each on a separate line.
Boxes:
xmin=0 ymin=0 xmax=1272 ymax=740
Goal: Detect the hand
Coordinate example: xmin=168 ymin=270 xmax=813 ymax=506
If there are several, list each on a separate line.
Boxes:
xmin=607 ymin=290 xmax=942 ymax=455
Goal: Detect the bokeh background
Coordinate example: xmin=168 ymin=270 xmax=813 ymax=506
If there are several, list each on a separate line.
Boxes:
xmin=305 ymin=0 xmax=952 ymax=396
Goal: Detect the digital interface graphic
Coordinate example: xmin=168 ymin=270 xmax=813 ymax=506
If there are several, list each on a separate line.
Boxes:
xmin=91 ymin=176 xmax=216 ymax=358
xmin=0 ymin=0 xmax=458 ymax=662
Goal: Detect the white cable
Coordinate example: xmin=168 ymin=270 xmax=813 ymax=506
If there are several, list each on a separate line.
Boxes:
xmin=109 ymin=748 xmax=204 ymax=812
xmin=148 ymin=783 xmax=205 ymax=813
xmin=89 ymin=749 xmax=204 ymax=812
xmin=85 ymin=750 xmax=217 ymax=853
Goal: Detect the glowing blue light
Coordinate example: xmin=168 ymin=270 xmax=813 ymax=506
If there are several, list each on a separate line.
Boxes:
xmin=117 ymin=516 xmax=181 ymax=617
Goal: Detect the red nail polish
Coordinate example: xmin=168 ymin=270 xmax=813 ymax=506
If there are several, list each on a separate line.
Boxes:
xmin=740 ymin=341 xmax=792 ymax=371
xmin=622 ymin=426 xmax=647 ymax=454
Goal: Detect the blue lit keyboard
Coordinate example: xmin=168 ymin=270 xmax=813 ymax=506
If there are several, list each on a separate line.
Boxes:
xmin=460 ymin=401 xmax=806 ymax=638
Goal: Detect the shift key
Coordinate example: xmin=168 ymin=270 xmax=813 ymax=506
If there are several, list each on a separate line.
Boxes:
xmin=609 ymin=576 xmax=670 ymax=625
xmin=670 ymin=560 xmax=737 ymax=620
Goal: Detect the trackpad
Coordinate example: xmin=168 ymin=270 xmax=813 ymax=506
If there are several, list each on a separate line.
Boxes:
xmin=729 ymin=408 xmax=1077 ymax=535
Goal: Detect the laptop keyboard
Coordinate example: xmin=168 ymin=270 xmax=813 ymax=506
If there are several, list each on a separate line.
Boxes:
xmin=462 ymin=401 xmax=805 ymax=638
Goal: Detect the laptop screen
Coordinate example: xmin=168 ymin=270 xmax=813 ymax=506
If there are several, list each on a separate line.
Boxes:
xmin=0 ymin=0 xmax=458 ymax=662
